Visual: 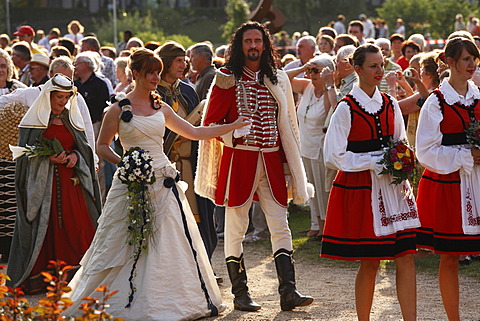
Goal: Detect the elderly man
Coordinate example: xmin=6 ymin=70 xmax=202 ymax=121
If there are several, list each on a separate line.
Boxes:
xmin=284 ymin=35 xmax=317 ymax=78
xmin=80 ymin=36 xmax=116 ymax=87
xmin=74 ymin=52 xmax=110 ymax=201
xmin=189 ymin=42 xmax=216 ymax=100
xmin=11 ymin=42 xmax=32 ymax=86
xmin=197 ymin=21 xmax=313 ymax=312
xmin=28 ymin=53 xmax=50 ymax=86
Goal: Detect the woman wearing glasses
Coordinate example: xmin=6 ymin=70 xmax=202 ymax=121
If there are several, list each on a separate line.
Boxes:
xmin=286 ymin=54 xmax=337 ymax=240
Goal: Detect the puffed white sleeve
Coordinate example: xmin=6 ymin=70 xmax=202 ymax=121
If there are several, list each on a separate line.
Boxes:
xmin=76 ymin=93 xmax=99 ymax=166
xmin=415 ymin=93 xmax=474 ymax=174
xmin=392 ymin=98 xmax=407 ymax=141
xmin=324 ymin=101 xmax=384 ymax=173
xmin=0 ymin=87 xmax=29 ymax=108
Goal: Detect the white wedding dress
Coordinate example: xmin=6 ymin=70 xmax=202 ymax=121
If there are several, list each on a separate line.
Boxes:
xmin=65 ymin=111 xmax=222 ymax=320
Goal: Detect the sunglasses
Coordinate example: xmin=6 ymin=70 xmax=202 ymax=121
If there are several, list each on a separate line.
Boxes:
xmin=307 ymin=68 xmax=321 ymax=74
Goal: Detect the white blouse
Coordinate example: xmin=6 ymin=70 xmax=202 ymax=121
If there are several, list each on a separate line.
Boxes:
xmin=324 ymin=85 xmax=406 ymax=173
xmin=416 ymin=79 xmax=477 ymax=174
xmin=297 ymin=83 xmax=327 ymax=160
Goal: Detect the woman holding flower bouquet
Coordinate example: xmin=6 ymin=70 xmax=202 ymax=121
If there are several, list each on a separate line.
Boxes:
xmin=65 ymin=48 xmax=250 ymax=320
xmin=7 ymin=74 xmax=101 ymax=294
xmin=321 ymin=44 xmax=419 ymax=321
xmin=416 ymin=36 xmax=480 ymax=321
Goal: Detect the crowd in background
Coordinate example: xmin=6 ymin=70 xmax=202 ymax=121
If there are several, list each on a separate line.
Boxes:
xmin=0 ymin=11 xmax=480 ymax=320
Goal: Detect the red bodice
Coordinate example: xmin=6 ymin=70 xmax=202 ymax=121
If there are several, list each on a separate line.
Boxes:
xmin=343 ymin=93 xmax=395 ymax=153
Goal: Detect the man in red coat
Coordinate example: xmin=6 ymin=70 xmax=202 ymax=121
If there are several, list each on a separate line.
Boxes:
xmin=196 ymin=22 xmax=313 ymax=312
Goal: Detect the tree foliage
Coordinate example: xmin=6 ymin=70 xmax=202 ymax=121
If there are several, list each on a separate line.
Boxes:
xmin=92 ymin=10 xmax=194 ymax=48
xmin=222 ymin=0 xmax=250 ymax=42
xmin=274 ymin=0 xmax=368 ymax=34
xmin=377 ymin=0 xmax=480 ymax=39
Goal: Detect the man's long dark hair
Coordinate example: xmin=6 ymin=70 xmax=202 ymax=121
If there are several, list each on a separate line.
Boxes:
xmin=225 ymin=21 xmax=280 ymax=85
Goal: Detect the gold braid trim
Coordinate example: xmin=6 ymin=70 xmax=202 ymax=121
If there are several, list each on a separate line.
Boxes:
xmin=215 ymin=69 xmax=236 ymax=89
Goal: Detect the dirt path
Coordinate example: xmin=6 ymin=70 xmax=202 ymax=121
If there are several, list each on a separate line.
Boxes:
xmin=207 ymin=240 xmax=480 ymax=321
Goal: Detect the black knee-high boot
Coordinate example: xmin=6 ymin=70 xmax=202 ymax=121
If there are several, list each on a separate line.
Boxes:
xmin=274 ymin=248 xmax=314 ymax=311
xmin=226 ymin=254 xmax=261 ymax=311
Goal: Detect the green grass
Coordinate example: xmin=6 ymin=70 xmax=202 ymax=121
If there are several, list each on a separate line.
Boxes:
xmin=286 ymin=204 xmax=480 ymax=281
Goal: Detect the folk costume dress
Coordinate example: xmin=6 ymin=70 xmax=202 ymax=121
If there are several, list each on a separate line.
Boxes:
xmin=7 ymin=78 xmax=101 ymax=292
xmin=65 ymin=109 xmax=222 ymax=320
xmin=416 ymin=79 xmax=480 ymax=254
xmin=321 ymin=85 xmax=419 ymax=260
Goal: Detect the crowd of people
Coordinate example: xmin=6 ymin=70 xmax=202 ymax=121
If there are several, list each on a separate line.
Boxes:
xmin=0 ymin=11 xmax=479 ymax=321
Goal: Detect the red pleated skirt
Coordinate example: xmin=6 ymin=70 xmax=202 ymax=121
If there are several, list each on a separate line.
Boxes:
xmin=416 ymin=169 xmax=480 ymax=254
xmin=321 ymin=170 xmax=416 ymax=261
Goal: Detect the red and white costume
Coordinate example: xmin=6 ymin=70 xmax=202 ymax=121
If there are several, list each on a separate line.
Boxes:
xmin=416 ymin=79 xmax=480 ymax=254
xmin=321 ymin=85 xmax=418 ymax=261
xmin=196 ymin=67 xmax=311 ymax=257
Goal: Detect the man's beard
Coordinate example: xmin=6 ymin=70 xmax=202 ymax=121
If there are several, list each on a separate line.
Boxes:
xmin=247 ymin=49 xmax=260 ymax=61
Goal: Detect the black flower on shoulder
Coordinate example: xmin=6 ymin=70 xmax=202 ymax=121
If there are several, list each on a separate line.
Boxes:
xmin=121 ymin=110 xmax=133 ymax=122
xmin=118 ymin=98 xmax=133 ymax=122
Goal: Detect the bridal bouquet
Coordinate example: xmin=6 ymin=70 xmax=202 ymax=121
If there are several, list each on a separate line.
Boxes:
xmin=465 ymin=120 xmax=480 ymax=148
xmin=377 ymin=139 xmax=416 ymax=185
xmin=117 ymin=147 xmax=156 ymax=307
xmin=117 ymin=147 xmax=156 ymax=254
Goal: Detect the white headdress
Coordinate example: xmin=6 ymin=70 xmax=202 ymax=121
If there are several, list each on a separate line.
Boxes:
xmin=19 ymin=74 xmax=85 ymax=131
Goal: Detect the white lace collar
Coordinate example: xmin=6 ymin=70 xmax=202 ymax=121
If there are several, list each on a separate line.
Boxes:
xmin=439 ymin=78 xmax=480 ymax=105
xmin=350 ymin=84 xmax=384 ymax=114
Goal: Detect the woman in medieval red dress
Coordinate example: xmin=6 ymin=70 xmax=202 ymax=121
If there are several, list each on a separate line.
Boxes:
xmin=7 ymin=74 xmax=101 ymax=293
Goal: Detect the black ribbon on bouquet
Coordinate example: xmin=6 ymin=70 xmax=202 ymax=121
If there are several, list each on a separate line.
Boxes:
xmin=164 ymin=173 xmax=219 ymax=317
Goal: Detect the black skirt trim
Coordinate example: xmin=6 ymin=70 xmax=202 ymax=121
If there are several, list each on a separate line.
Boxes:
xmin=332 ymin=183 xmax=372 ymax=190
xmin=421 ymin=175 xmax=460 ymax=184
xmin=321 ymin=231 xmax=417 ymax=260
xmin=416 ymin=228 xmax=480 ymax=254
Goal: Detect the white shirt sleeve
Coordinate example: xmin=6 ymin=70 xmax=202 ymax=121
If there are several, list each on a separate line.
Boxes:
xmin=392 ymin=98 xmax=407 ymax=141
xmin=0 ymin=87 xmax=32 ymax=108
xmin=76 ymin=93 xmax=99 ymax=166
xmin=415 ymin=93 xmax=474 ymax=174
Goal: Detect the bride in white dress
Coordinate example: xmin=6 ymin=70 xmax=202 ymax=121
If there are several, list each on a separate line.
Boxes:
xmin=65 ymin=49 xmax=250 ymax=320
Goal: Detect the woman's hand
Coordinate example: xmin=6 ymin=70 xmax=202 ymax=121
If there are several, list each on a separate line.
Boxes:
xmin=472 ymin=147 xmax=480 ymax=165
xmin=232 ymin=116 xmax=252 ymax=130
xmin=49 ymin=151 xmax=67 ymax=164
xmin=320 ymin=67 xmax=335 ymax=87
xmin=232 ymin=116 xmax=252 ymax=138
xmin=65 ymin=152 xmax=78 ymax=168
xmin=385 ymin=71 xmax=397 ymax=89
xmin=405 ymin=68 xmax=422 ymax=85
